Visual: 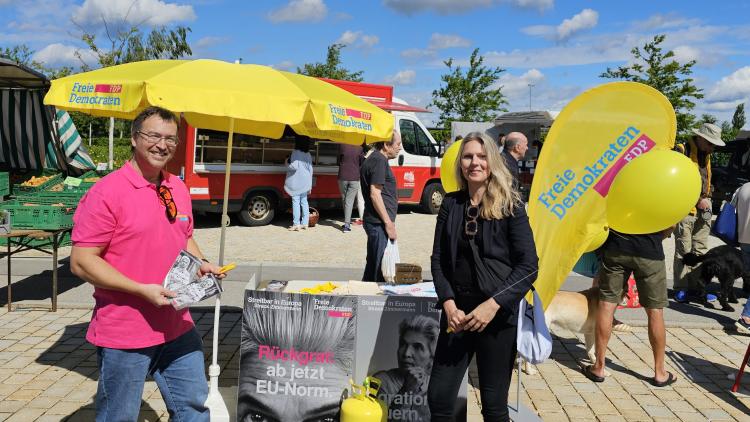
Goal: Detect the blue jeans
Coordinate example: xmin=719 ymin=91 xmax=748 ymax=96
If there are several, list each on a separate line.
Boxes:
xmin=362 ymin=221 xmax=388 ymax=283
xmin=291 ymin=194 xmax=309 ymax=226
xmin=95 ymin=328 xmax=208 ymax=422
xmin=741 ymin=244 xmax=750 ymax=318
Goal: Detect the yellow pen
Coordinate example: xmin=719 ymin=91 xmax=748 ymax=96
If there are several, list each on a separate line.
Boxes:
xmin=218 ymin=263 xmax=236 ymax=274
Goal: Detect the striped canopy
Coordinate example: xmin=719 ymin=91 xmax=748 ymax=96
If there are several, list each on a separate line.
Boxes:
xmin=0 ymin=88 xmax=94 ymax=172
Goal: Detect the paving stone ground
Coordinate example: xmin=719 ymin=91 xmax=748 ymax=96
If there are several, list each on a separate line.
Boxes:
xmin=0 ymin=308 xmax=749 ymax=421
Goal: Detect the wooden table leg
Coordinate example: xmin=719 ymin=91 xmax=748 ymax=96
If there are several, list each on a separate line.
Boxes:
xmin=51 ymin=232 xmax=58 ymax=312
xmin=6 ymin=239 xmax=10 ymax=312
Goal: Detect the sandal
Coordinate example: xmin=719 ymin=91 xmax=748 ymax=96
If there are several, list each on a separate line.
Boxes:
xmin=650 ymin=372 xmax=677 ymax=387
xmin=581 ymin=364 xmax=605 ymax=383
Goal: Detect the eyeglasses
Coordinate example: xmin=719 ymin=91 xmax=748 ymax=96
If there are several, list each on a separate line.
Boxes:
xmin=465 ymin=204 xmax=479 ymax=237
xmin=158 ymin=185 xmax=177 ymax=222
xmin=137 ymin=131 xmax=179 ymax=146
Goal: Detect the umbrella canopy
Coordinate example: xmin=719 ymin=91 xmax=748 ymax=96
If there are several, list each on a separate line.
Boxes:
xmin=43 ymin=59 xmax=393 ymax=145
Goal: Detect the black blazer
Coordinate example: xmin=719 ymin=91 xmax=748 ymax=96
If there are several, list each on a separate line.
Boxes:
xmin=431 ymin=191 xmax=538 ymax=320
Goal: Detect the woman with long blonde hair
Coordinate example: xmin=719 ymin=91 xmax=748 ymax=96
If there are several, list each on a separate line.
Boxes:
xmin=428 ymin=132 xmax=538 ymax=421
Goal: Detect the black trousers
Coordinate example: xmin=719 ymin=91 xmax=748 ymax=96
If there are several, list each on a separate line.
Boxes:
xmin=362 ymin=221 xmax=388 ymax=283
xmin=427 ymin=300 xmax=517 ymax=422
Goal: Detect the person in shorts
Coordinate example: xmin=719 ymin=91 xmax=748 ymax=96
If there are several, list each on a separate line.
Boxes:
xmin=583 ymin=229 xmax=677 ymax=387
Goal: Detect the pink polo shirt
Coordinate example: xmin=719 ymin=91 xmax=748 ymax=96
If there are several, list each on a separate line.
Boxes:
xmin=73 ymin=161 xmax=195 ymax=349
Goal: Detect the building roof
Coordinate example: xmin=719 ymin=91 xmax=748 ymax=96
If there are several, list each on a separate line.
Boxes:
xmin=494 ymin=111 xmax=555 ymax=127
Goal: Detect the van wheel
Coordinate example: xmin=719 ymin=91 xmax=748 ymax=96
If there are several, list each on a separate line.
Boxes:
xmin=238 ymin=192 xmax=276 ymax=226
xmin=420 ymin=183 xmax=445 ymax=214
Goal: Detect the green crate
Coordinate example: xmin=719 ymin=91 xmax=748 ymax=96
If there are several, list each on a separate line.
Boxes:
xmin=14 ymin=190 xmax=87 ymax=207
xmin=0 ymin=200 xmax=75 ymax=230
xmin=12 ymin=173 xmax=63 ymax=193
xmin=0 ymin=231 xmax=71 ymax=248
xmin=0 ymin=172 xmax=9 ymax=197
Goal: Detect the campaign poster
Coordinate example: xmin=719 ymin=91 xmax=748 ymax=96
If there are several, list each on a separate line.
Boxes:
xmin=238 ymin=291 xmax=356 ymax=422
xmin=355 ymin=296 xmax=467 ymax=422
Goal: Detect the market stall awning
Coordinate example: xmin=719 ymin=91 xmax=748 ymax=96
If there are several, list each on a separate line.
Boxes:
xmin=0 ymin=58 xmax=50 ymax=89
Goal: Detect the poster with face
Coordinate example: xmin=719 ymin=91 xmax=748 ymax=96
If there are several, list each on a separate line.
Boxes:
xmin=238 ymin=291 xmax=355 ymax=422
xmin=355 ymin=296 xmax=467 ymax=422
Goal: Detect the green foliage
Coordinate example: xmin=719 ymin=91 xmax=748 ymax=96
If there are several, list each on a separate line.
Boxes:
xmin=601 ymin=34 xmax=703 ymax=142
xmin=297 ymin=43 xmax=364 ymax=81
xmin=85 ymin=137 xmax=132 ymax=168
xmin=731 ymin=103 xmax=746 ymax=140
xmin=79 ymin=24 xmax=191 ymax=69
xmin=0 ymin=44 xmax=34 ymax=64
xmin=430 ymin=48 xmax=507 ymax=129
xmin=699 ymin=114 xmax=717 ymax=125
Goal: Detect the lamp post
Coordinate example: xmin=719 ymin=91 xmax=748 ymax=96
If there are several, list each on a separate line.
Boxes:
xmin=528 ymin=83 xmax=535 ymax=111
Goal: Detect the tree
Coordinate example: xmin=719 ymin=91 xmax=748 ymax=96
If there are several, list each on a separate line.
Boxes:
xmin=601 ymin=34 xmax=703 ymax=141
xmin=430 ymin=48 xmax=507 ymax=128
xmin=297 ymin=43 xmax=364 ymax=81
xmin=699 ymin=114 xmax=717 ymax=125
xmin=77 ymin=24 xmax=191 ymax=69
xmin=730 ymin=103 xmax=746 ymax=141
xmin=0 ymin=45 xmax=34 ymax=64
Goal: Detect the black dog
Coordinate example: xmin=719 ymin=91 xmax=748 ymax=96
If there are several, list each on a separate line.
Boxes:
xmin=683 ymin=245 xmax=742 ymax=311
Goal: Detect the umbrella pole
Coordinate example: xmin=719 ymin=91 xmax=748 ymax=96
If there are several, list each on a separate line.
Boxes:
xmin=205 ymin=117 xmax=233 ymax=421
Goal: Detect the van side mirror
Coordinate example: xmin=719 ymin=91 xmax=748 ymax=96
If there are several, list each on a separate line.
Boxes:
xmin=398 ymin=155 xmax=404 ymax=166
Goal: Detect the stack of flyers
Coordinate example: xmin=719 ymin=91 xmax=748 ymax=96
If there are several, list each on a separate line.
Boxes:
xmin=164 ymin=250 xmax=223 ymax=310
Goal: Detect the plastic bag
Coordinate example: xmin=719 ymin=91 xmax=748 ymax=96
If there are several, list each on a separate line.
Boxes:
xmin=380 ymin=240 xmax=400 ymax=284
xmin=517 ymin=287 xmax=552 ymax=364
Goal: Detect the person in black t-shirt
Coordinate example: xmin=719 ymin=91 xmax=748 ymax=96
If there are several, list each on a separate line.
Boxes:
xmin=583 ymin=229 xmax=677 ymax=387
xmin=360 ymin=132 xmax=402 ymax=282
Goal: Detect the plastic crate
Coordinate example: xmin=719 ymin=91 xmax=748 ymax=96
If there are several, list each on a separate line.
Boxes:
xmin=0 ymin=200 xmax=75 ymax=230
xmin=13 ymin=173 xmax=63 ymax=193
xmin=0 ymin=231 xmax=71 ymax=248
xmin=14 ymin=190 xmax=87 ymax=207
xmin=0 ymin=172 xmax=9 ymax=197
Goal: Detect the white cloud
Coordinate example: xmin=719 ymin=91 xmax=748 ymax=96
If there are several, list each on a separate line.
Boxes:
xmin=672 ymin=45 xmax=701 ymax=64
xmin=636 ymin=13 xmax=701 ymax=31
xmin=271 ymin=60 xmax=296 ymax=71
xmin=383 ymin=0 xmax=552 ymax=15
xmin=32 ymin=43 xmax=97 ymax=67
xmin=336 ymin=30 xmax=360 ymax=45
xmin=428 ymin=33 xmax=471 ymax=50
xmin=361 ymin=35 xmax=380 ymax=49
xmin=483 ymin=38 xmax=632 ymax=69
xmin=556 ymin=8 xmax=598 ymax=42
xmin=400 ymin=48 xmax=437 ymax=60
xmin=335 ymin=30 xmax=379 ymax=49
xmin=495 ymin=68 xmax=545 ymax=96
xmin=267 ymin=0 xmax=327 ymax=23
xmin=521 ymin=8 xmax=597 ymax=42
xmin=72 ymin=0 xmax=195 ymax=26
xmin=194 ymin=36 xmax=228 ymax=49
xmin=707 ymin=67 xmax=750 ymax=102
xmin=384 ymin=69 xmax=416 ymax=85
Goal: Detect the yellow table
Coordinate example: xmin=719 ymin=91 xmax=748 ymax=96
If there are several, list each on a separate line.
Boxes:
xmin=0 ymin=228 xmax=72 ymax=312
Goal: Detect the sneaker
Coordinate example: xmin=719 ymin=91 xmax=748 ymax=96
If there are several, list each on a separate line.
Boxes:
xmin=674 ymin=290 xmax=689 ymax=303
xmin=342 ymin=224 xmax=351 ymax=233
xmin=288 ymin=225 xmax=300 ymax=231
xmin=736 ymin=317 xmax=750 ymax=335
xmin=706 ymin=293 xmax=718 ymax=302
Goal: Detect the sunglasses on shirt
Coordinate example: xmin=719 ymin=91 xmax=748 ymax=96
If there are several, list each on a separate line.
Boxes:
xmin=466 ymin=204 xmax=479 ymax=237
xmin=158 ymin=185 xmax=177 ymax=222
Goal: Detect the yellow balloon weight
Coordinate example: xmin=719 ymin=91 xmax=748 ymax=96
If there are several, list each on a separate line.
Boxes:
xmin=440 ymin=140 xmax=462 ymax=193
xmin=607 ymin=149 xmax=701 ymax=234
xmin=584 ymin=226 xmax=609 ymax=252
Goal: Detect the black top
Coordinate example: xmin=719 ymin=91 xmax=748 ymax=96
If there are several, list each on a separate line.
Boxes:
xmin=453 ymin=217 xmax=482 ymax=297
xmin=502 ymin=150 xmax=520 ymax=188
xmin=603 ymin=230 xmax=665 ymax=261
xmin=337 ymin=144 xmax=363 ymax=181
xmin=431 ymin=191 xmax=538 ymax=324
xmin=360 ymin=151 xmax=398 ymax=224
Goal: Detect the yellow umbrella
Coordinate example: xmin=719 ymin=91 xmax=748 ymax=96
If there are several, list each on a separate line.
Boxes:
xmin=44 ymin=59 xmax=394 ymax=420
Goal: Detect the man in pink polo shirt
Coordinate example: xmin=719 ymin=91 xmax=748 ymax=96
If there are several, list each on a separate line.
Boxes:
xmin=71 ymin=106 xmax=222 ymax=421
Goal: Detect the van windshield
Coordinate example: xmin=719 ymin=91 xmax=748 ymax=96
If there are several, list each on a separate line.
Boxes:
xmin=400 ymin=119 xmax=438 ymax=157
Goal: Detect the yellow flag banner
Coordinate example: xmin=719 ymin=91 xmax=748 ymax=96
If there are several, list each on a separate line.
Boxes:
xmin=529 ymin=82 xmax=689 ymax=308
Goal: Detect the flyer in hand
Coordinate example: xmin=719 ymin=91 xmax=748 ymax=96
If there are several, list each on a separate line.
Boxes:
xmin=164 ymin=250 xmax=223 ymax=310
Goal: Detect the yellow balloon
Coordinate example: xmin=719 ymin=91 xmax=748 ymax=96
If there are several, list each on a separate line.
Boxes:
xmin=440 ymin=140 xmax=462 ymax=193
xmin=584 ymin=226 xmax=609 ymax=252
xmin=607 ymin=149 xmax=701 ymax=234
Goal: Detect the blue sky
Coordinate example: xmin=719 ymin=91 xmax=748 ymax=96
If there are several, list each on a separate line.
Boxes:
xmin=2 ymin=0 xmax=750 ymax=128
